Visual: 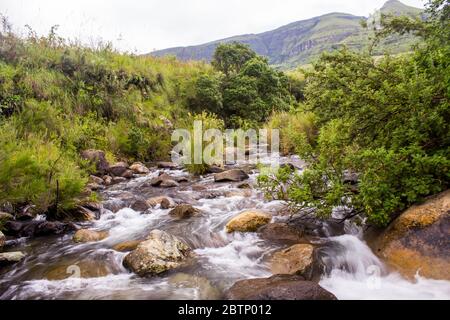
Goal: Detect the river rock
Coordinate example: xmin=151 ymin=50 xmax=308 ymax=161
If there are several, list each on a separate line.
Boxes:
xmin=0 ymin=231 xmax=5 ymax=251
xmin=89 ymin=175 xmax=104 ymax=185
xmin=111 ymin=177 xmax=127 ymax=185
xmin=160 ymin=179 xmax=180 ymax=188
xmin=103 ymin=175 xmax=113 ymax=186
xmin=207 ymin=166 xmax=225 ymax=174
xmin=15 ymin=205 xmax=35 ymax=221
xmin=4 ymin=220 xmax=77 ymax=238
xmin=258 ymin=223 xmax=305 ymax=243
xmin=113 ymin=240 xmax=143 ymax=252
xmin=121 ymin=169 xmax=134 ymax=179
xmin=81 ymin=149 xmax=110 ymax=175
xmin=130 ymin=162 xmax=150 ymax=174
xmin=270 ymin=244 xmax=315 ymax=279
xmin=214 ymin=169 xmax=249 ymax=182
xmin=168 ymin=273 xmax=222 ymax=300
xmin=373 ymin=190 xmax=450 ymax=280
xmin=150 ymin=173 xmax=177 ymax=187
xmin=225 ymin=190 xmax=252 ymax=198
xmin=73 ymin=229 xmax=109 ymax=243
xmin=44 ymin=260 xmax=112 ymax=280
xmin=226 ymin=210 xmax=271 ymax=233
xmin=131 ymin=199 xmax=151 ymax=212
xmin=108 ymin=162 xmax=129 ymax=177
xmin=123 ymin=230 xmax=191 ymax=276
xmin=147 ymin=196 xmax=175 ymax=209
xmin=169 ymin=205 xmax=201 ymax=219
xmin=0 ymin=251 xmax=26 ymax=266
xmin=225 ymin=274 xmax=337 ymax=300
xmin=157 ymin=162 xmax=179 ymax=170
xmin=237 ymin=182 xmax=252 ymax=189
xmin=87 ymin=182 xmax=104 ymax=191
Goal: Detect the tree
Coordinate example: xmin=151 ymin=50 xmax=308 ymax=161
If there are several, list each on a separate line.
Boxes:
xmin=211 ymin=42 xmax=257 ymax=77
xmin=258 ymin=0 xmax=450 ymax=227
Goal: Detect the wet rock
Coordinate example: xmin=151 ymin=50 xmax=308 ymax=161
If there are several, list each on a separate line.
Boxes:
xmin=226 ymin=210 xmax=271 ymax=233
xmin=0 ymin=251 xmax=26 ymax=266
xmin=103 ymin=200 xmax=126 ymax=213
xmin=191 ymin=185 xmax=208 ymax=192
xmin=225 ymin=275 xmax=337 ymax=300
xmin=0 ymin=231 xmax=5 ymax=251
xmin=130 ymin=162 xmax=150 ymax=174
xmin=373 ymin=190 xmax=450 ymax=280
xmin=160 ymin=179 xmax=180 ymax=188
xmin=87 ymin=183 xmax=105 ymax=191
xmin=81 ymin=149 xmax=110 ymax=175
xmin=74 ymin=206 xmax=97 ymax=221
xmin=113 ymin=240 xmax=143 ymax=252
xmin=225 ymin=190 xmax=252 ymax=198
xmin=123 ymin=230 xmax=191 ymax=276
xmin=89 ymin=175 xmax=104 ymax=185
xmin=168 ymin=273 xmax=222 ymax=300
xmin=108 ymin=162 xmax=129 ymax=177
xmin=4 ymin=220 xmax=77 ymax=238
xmin=237 ymin=182 xmax=252 ymax=189
xmin=44 ymin=260 xmax=112 ymax=280
xmin=207 ymin=166 xmax=225 ymax=174
xmin=15 ymin=205 xmax=35 ymax=221
xmin=73 ymin=229 xmax=109 ymax=243
xmin=103 ymin=175 xmax=113 ymax=186
xmin=111 ymin=177 xmax=127 ymax=185
xmin=270 ymin=244 xmax=315 ymax=279
xmin=147 ymin=196 xmax=175 ymax=209
xmin=131 ymin=199 xmax=151 ymax=212
xmin=169 ymin=205 xmax=201 ymax=219
xmin=121 ymin=170 xmax=134 ymax=179
xmin=157 ymin=162 xmax=179 ymax=170
xmin=214 ymin=169 xmax=249 ymax=182
xmin=258 ymin=223 xmax=305 ymax=243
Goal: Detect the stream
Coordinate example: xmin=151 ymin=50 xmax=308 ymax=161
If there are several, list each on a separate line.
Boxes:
xmin=0 ymin=154 xmax=449 ymax=300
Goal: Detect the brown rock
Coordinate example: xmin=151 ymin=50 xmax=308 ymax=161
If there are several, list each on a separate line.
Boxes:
xmin=157 ymin=162 xmax=179 ymax=170
xmin=130 ymin=162 xmax=150 ymax=174
xmin=373 ymin=190 xmax=450 ymax=280
xmin=111 ymin=177 xmax=127 ymax=185
xmin=147 ymin=196 xmax=175 ymax=209
xmin=131 ymin=199 xmax=151 ymax=212
xmin=113 ymin=240 xmax=143 ymax=252
xmin=103 ymin=175 xmax=113 ymax=186
xmin=270 ymin=244 xmax=315 ymax=279
xmin=89 ymin=175 xmax=104 ymax=185
xmin=160 ymin=179 xmax=180 ymax=188
xmin=121 ymin=170 xmax=134 ymax=179
xmin=258 ymin=223 xmax=305 ymax=243
xmin=226 ymin=210 xmax=271 ymax=233
xmin=81 ymin=150 xmax=110 ymax=175
xmin=109 ymin=162 xmax=129 ymax=177
xmin=225 ymin=275 xmax=337 ymax=300
xmin=169 ymin=205 xmax=201 ymax=219
xmin=44 ymin=260 xmax=112 ymax=280
xmin=73 ymin=229 xmax=109 ymax=243
xmin=214 ymin=169 xmax=249 ymax=182
xmin=0 ymin=231 xmax=5 ymax=251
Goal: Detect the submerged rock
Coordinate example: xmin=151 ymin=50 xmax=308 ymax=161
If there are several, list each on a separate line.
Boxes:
xmin=226 ymin=210 xmax=271 ymax=233
xmin=373 ymin=190 xmax=450 ymax=280
xmin=258 ymin=223 xmax=305 ymax=243
xmin=270 ymin=244 xmax=315 ymax=279
xmin=113 ymin=240 xmax=143 ymax=252
xmin=123 ymin=230 xmax=191 ymax=276
xmin=214 ymin=169 xmax=249 ymax=182
xmin=44 ymin=260 xmax=113 ymax=280
xmin=0 ymin=251 xmax=26 ymax=266
xmin=169 ymin=205 xmax=201 ymax=219
xmin=225 ymin=274 xmax=337 ymax=300
xmin=73 ymin=229 xmax=109 ymax=243
xmin=168 ymin=273 xmax=222 ymax=300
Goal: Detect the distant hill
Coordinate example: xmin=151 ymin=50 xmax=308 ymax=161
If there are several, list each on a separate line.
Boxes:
xmin=150 ymin=0 xmax=423 ymax=69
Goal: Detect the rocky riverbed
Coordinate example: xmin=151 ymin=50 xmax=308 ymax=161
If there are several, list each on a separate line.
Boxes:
xmin=0 ymin=154 xmax=449 ymax=300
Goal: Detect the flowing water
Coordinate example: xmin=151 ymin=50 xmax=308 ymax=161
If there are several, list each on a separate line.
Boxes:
xmin=1 ymin=155 xmax=449 ymax=300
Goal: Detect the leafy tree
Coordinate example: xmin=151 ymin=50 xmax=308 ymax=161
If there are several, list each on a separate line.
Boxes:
xmin=188 ymin=73 xmax=223 ymax=115
xmin=259 ymin=0 xmax=450 ymax=227
xmin=211 ymin=42 xmax=256 ymax=77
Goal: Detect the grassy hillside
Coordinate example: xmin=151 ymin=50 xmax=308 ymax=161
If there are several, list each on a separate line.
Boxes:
xmin=0 ymin=25 xmax=214 ymax=217
xmin=151 ymin=0 xmax=423 ymax=69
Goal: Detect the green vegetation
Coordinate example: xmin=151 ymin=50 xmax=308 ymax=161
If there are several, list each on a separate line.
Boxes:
xmin=259 ymin=0 xmax=449 ymax=226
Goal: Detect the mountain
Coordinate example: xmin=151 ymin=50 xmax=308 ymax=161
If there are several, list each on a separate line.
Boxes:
xmin=150 ymin=0 xmax=423 ymax=69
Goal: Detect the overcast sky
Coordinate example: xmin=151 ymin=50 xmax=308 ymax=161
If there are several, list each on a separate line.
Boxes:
xmin=1 ymin=0 xmax=425 ymax=54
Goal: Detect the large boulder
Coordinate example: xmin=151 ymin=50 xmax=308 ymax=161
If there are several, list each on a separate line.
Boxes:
xmin=81 ymin=150 xmax=110 ymax=175
xmin=169 ymin=205 xmax=201 ymax=219
xmin=0 ymin=251 xmax=26 ymax=266
xmin=108 ymin=162 xmax=129 ymax=177
xmin=225 ymin=275 xmax=337 ymax=300
xmin=270 ymin=244 xmax=315 ymax=279
xmin=123 ymin=230 xmax=191 ymax=276
xmin=258 ymin=223 xmax=305 ymax=243
xmin=373 ymin=190 xmax=450 ymax=280
xmin=130 ymin=162 xmax=150 ymax=174
xmin=0 ymin=231 xmax=5 ymax=251
xmin=73 ymin=229 xmax=109 ymax=243
xmin=214 ymin=169 xmax=249 ymax=182
xmin=226 ymin=210 xmax=271 ymax=233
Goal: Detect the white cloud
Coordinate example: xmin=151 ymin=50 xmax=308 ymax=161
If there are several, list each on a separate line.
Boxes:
xmin=0 ymin=0 xmax=425 ymax=53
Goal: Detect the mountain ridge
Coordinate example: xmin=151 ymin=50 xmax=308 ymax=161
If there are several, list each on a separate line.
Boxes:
xmin=150 ymin=0 xmax=423 ymax=69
